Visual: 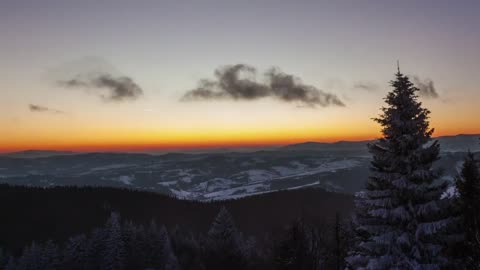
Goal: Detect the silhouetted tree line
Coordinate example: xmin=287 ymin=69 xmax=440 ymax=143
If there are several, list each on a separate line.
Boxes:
xmin=0 ymin=184 xmax=352 ymax=252
xmin=0 ymin=207 xmax=356 ymax=270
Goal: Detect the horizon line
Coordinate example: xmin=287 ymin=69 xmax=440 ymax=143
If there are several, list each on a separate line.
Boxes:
xmin=2 ymin=133 xmax=478 ymax=154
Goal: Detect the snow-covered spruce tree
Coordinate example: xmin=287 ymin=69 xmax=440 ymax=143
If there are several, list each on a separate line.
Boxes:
xmin=84 ymin=227 xmax=107 ymax=270
xmin=170 ymin=226 xmax=204 ymax=270
xmin=62 ymin=234 xmax=88 ymax=270
xmin=17 ymin=242 xmax=43 ymax=270
xmin=141 ymin=221 xmax=180 ymax=270
xmin=207 ymin=207 xmax=240 ymax=247
xmin=101 ymin=212 xmax=126 ymax=270
xmin=455 ymin=152 xmax=480 ymax=269
xmin=121 ymin=220 xmax=140 ymax=270
xmin=158 ymin=226 xmax=180 ymax=270
xmin=204 ymin=206 xmax=246 ymax=270
xmin=40 ymin=240 xmax=60 ymax=270
xmin=346 ymin=70 xmax=458 ymax=269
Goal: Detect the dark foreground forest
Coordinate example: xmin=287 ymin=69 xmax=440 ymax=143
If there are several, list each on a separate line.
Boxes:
xmin=0 ymin=184 xmax=355 ymax=270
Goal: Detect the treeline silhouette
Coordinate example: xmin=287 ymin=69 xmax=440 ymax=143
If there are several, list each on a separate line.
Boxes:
xmin=0 ymin=184 xmax=354 ymax=269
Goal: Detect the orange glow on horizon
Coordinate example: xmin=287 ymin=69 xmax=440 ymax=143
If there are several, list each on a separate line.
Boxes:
xmin=1 ymin=128 xmax=478 ymax=153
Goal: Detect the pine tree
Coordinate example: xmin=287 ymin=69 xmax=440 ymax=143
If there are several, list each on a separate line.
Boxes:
xmin=17 ymin=242 xmax=43 ymax=270
xmin=101 ymin=212 xmax=125 ymax=270
xmin=130 ymin=224 xmax=148 ymax=270
xmin=62 ymin=234 xmax=88 ymax=270
xmin=204 ymin=206 xmax=245 ymax=270
xmin=40 ymin=240 xmax=60 ymax=270
xmin=84 ymin=227 xmax=106 ymax=270
xmin=170 ymin=226 xmax=203 ymax=270
xmin=121 ymin=220 xmax=139 ymax=270
xmin=159 ymin=226 xmax=180 ymax=270
xmin=346 ymin=69 xmax=457 ymax=269
xmin=455 ymin=152 xmax=480 ymax=269
xmin=144 ymin=220 xmax=163 ymax=268
xmin=274 ymin=219 xmax=321 ymax=270
xmin=4 ymin=255 xmax=16 ymax=270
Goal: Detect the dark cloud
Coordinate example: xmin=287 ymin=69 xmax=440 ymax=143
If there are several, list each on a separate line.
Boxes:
xmin=59 ymin=74 xmax=143 ymax=102
xmin=29 ymin=104 xmax=65 ymax=114
xmin=353 ymin=81 xmax=379 ymax=92
xmin=266 ymin=68 xmax=345 ymax=107
xmin=413 ymin=76 xmax=439 ymax=98
xmin=181 ymin=64 xmax=344 ymax=107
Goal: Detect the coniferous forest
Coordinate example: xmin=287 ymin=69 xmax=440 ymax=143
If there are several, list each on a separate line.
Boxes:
xmin=1 ymin=71 xmax=479 ymax=270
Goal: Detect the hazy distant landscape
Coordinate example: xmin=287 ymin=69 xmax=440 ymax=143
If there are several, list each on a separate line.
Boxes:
xmin=1 ymin=134 xmax=478 ymax=200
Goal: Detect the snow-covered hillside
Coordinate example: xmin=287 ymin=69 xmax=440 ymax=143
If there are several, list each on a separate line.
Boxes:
xmin=0 ymin=134 xmax=478 ymax=200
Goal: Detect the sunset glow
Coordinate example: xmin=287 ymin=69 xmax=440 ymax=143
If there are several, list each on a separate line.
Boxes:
xmin=1 ymin=0 xmax=479 ymax=153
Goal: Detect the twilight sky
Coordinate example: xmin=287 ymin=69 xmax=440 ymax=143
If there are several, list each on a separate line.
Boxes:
xmin=1 ymin=0 xmax=479 ymax=152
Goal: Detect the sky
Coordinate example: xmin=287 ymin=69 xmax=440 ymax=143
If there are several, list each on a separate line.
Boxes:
xmin=1 ymin=0 xmax=479 ymax=152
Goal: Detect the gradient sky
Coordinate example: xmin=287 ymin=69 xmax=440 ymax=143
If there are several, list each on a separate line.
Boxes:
xmin=1 ymin=0 xmax=479 ymax=152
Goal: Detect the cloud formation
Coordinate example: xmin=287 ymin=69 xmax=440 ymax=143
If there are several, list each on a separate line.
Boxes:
xmin=59 ymin=74 xmax=143 ymax=102
xmin=353 ymin=81 xmax=379 ymax=92
xmin=29 ymin=104 xmax=65 ymax=114
xmin=181 ymin=64 xmax=344 ymax=107
xmin=413 ymin=76 xmax=439 ymax=98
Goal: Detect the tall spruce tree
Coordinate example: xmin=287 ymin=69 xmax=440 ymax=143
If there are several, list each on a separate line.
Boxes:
xmin=346 ymin=69 xmax=456 ymax=269
xmin=204 ymin=206 xmax=246 ymax=270
xmin=101 ymin=212 xmax=126 ymax=270
xmin=63 ymin=234 xmax=88 ymax=270
xmin=4 ymin=255 xmax=16 ymax=270
xmin=40 ymin=240 xmax=60 ymax=270
xmin=455 ymin=152 xmax=480 ymax=269
xmin=273 ymin=219 xmax=322 ymax=270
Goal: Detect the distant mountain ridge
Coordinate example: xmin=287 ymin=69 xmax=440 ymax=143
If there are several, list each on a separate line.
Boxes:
xmin=2 ymin=150 xmax=76 ymax=159
xmin=3 ymin=134 xmax=478 ymax=158
xmin=279 ymin=134 xmax=480 ymax=153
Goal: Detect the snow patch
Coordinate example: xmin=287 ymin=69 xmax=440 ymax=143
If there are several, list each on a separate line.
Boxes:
xmin=287 ymin=181 xmax=320 ymax=190
xmin=158 ymin=181 xmax=177 ymax=187
xmin=117 ymin=175 xmax=134 ymax=185
xmin=169 ymin=189 xmax=192 ymax=199
xmin=441 ymin=185 xmax=458 ymax=199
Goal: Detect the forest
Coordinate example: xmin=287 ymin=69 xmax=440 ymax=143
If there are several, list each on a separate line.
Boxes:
xmin=0 ymin=185 xmax=354 ymax=270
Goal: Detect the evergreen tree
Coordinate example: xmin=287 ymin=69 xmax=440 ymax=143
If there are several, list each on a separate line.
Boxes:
xmin=171 ymin=226 xmax=203 ymax=270
xmin=84 ymin=227 xmax=106 ymax=270
xmin=141 ymin=220 xmax=180 ymax=270
xmin=101 ymin=212 xmax=125 ymax=270
xmin=331 ymin=213 xmax=354 ymax=270
xmin=273 ymin=219 xmax=321 ymax=270
xmin=62 ymin=234 xmax=87 ymax=270
xmin=130 ymin=224 xmax=148 ymax=270
xmin=144 ymin=220 xmax=163 ymax=269
xmin=121 ymin=221 xmax=140 ymax=270
xmin=204 ymin=206 xmax=245 ymax=270
xmin=158 ymin=226 xmax=180 ymax=270
xmin=346 ymin=69 xmax=457 ymax=269
xmin=0 ymin=247 xmax=6 ymax=269
xmin=455 ymin=152 xmax=480 ymax=269
xmin=40 ymin=240 xmax=60 ymax=270
xmin=4 ymin=255 xmax=16 ymax=270
xmin=17 ymin=242 xmax=42 ymax=270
